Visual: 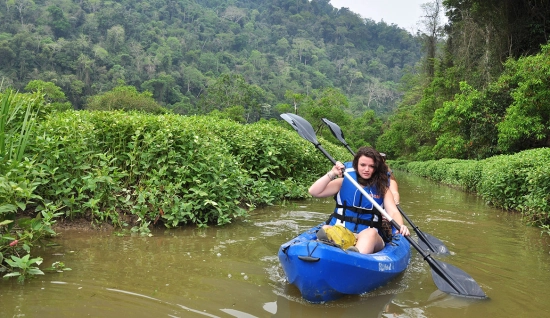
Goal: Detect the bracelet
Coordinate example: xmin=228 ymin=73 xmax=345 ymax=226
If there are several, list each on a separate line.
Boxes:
xmin=326 ymin=172 xmax=337 ymax=181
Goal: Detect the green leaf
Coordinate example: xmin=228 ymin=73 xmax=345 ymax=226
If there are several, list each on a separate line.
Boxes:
xmin=0 ymin=204 xmax=17 ymax=213
xmin=3 ymin=272 xmax=21 ymax=278
xmin=27 ymin=268 xmax=44 ymax=275
xmin=0 ymin=220 xmax=14 ymax=226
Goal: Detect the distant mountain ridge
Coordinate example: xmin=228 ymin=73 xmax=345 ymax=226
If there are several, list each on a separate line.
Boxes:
xmin=0 ymin=0 xmax=422 ymax=115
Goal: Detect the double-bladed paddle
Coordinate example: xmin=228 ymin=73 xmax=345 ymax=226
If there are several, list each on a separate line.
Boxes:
xmin=281 ymin=113 xmax=487 ymax=299
xmin=321 ymin=117 xmax=450 ymax=255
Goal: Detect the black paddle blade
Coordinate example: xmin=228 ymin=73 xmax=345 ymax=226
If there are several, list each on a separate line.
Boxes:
xmin=419 ymin=233 xmax=450 ymax=255
xmin=280 ymin=113 xmax=319 ymax=145
xmin=397 ymin=200 xmax=450 ymax=255
xmin=321 ymin=118 xmax=347 ymax=145
xmin=430 ymin=258 xmax=487 ymax=299
xmin=322 ymin=118 xmax=356 ymax=155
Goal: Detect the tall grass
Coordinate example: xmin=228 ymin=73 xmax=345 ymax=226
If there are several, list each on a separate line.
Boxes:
xmin=0 ymin=89 xmax=42 ymax=215
xmin=0 ymin=89 xmax=39 ymax=163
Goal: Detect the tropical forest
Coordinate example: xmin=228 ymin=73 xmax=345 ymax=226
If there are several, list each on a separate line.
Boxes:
xmin=1 ymin=0 xmax=550 ymax=281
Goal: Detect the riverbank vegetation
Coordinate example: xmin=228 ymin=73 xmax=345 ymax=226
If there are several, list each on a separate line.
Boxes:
xmin=0 ymin=90 xmax=351 ymax=280
xmin=391 ymin=147 xmax=550 ymax=235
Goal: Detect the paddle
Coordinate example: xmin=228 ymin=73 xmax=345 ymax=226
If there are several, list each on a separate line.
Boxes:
xmin=281 ymin=113 xmax=487 ymax=299
xmin=321 ymin=117 xmax=450 ymax=255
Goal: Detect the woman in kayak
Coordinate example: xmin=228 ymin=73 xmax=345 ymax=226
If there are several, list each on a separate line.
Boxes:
xmin=309 ymin=146 xmax=410 ymax=254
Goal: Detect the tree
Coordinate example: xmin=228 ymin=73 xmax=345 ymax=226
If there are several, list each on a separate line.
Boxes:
xmin=347 ymin=69 xmax=363 ymax=92
xmin=377 ymin=104 xmax=426 ymax=159
xmin=14 ymin=0 xmax=34 ymax=26
xmin=301 ymin=87 xmax=348 ymax=134
xmin=276 ymin=37 xmax=290 ymax=55
xmin=418 ymin=0 xmax=444 ymax=78
xmin=0 ymin=41 xmax=16 ymax=68
xmin=181 ymin=65 xmax=206 ymax=96
xmin=284 ymin=90 xmax=305 ymax=114
xmin=346 ymin=110 xmax=383 ymax=149
xmin=221 ymin=105 xmax=247 ymax=123
xmin=24 ymin=80 xmax=72 ymax=111
xmin=47 ymin=5 xmax=70 ymax=39
xmin=221 ymin=6 xmax=246 ymax=23
xmin=291 ymin=38 xmax=316 ymax=64
xmin=497 ymin=44 xmax=550 ymax=152
xmin=198 ymin=73 xmax=267 ymax=122
xmin=106 ymin=25 xmax=125 ymax=52
xmin=141 ymin=73 xmax=183 ymax=105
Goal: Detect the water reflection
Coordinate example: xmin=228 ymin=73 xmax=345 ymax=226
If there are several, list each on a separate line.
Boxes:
xmin=271 ymin=293 xmax=395 ymax=317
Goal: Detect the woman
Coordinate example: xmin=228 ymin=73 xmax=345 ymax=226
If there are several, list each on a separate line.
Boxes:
xmin=309 ymin=147 xmax=410 ymax=254
xmin=380 ymin=152 xmax=400 ymax=206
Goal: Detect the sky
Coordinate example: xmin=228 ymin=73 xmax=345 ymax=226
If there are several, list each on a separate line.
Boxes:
xmin=329 ymin=0 xmax=433 ymax=32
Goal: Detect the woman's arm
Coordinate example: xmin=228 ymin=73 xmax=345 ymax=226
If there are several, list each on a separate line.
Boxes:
xmin=389 ymin=179 xmax=400 ymax=205
xmin=383 ymin=190 xmax=409 ymax=236
xmin=308 ymin=162 xmax=345 ymax=197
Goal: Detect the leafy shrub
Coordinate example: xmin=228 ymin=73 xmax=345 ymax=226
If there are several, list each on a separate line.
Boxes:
xmin=523 ymin=163 xmax=550 ymax=226
xmin=402 ymin=148 xmax=550 ymax=227
xmin=28 ymin=111 xmax=350 ymax=229
xmin=477 ymin=150 xmax=545 ymax=211
xmin=85 ymin=85 xmax=168 ymax=114
xmin=0 ymin=89 xmax=44 ymax=215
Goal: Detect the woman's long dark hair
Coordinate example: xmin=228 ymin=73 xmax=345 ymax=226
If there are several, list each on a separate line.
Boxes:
xmin=352 ymin=147 xmax=388 ymax=195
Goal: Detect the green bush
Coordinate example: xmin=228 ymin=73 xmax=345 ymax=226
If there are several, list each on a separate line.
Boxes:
xmin=85 ymin=85 xmax=168 ymax=114
xmin=28 ymin=111 xmax=351 ymax=229
xmin=523 ymin=163 xmax=550 ymax=227
xmin=0 ymin=89 xmax=46 ymax=216
xmin=478 ymin=149 xmax=550 ymax=213
xmin=402 ymin=148 xmax=550 ymax=228
xmin=2 ymin=94 xmax=352 ymax=279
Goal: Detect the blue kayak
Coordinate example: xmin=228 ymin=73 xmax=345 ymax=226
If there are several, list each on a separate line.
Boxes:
xmin=278 ymin=224 xmax=411 ymax=303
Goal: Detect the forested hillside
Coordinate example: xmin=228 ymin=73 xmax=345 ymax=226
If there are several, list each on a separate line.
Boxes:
xmin=378 ymin=0 xmax=550 ymax=160
xmin=0 ymin=0 xmax=421 ymax=117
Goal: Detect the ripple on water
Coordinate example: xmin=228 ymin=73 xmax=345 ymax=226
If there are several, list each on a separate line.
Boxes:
xmin=1 ymin=279 xmax=234 ymax=318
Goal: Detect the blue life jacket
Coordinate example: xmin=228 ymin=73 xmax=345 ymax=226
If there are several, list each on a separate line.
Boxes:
xmin=326 ymin=162 xmax=391 ymax=241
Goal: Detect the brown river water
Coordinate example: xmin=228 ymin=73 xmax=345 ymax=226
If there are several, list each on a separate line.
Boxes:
xmin=1 ymin=172 xmax=549 ymax=317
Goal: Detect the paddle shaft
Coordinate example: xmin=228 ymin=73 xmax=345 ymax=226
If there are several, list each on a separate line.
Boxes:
xmin=396 ymin=205 xmax=446 ymax=254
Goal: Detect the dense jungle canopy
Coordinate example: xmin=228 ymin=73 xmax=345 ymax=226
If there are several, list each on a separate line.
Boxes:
xmin=1 ymin=0 xmax=550 ymax=160
xmin=0 ymin=0 xmax=422 ymax=114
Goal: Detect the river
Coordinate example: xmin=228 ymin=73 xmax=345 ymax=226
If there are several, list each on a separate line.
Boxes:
xmin=1 ymin=172 xmax=549 ymax=317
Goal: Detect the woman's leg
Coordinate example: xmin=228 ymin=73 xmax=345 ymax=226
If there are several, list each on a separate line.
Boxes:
xmin=355 ymin=228 xmax=385 ymax=254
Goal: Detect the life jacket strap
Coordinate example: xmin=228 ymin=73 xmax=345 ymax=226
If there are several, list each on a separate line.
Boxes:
xmin=326 ymin=207 xmax=393 ymax=243
xmin=326 ymin=211 xmax=382 ymax=229
xmin=334 ymin=203 xmax=375 ymax=215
